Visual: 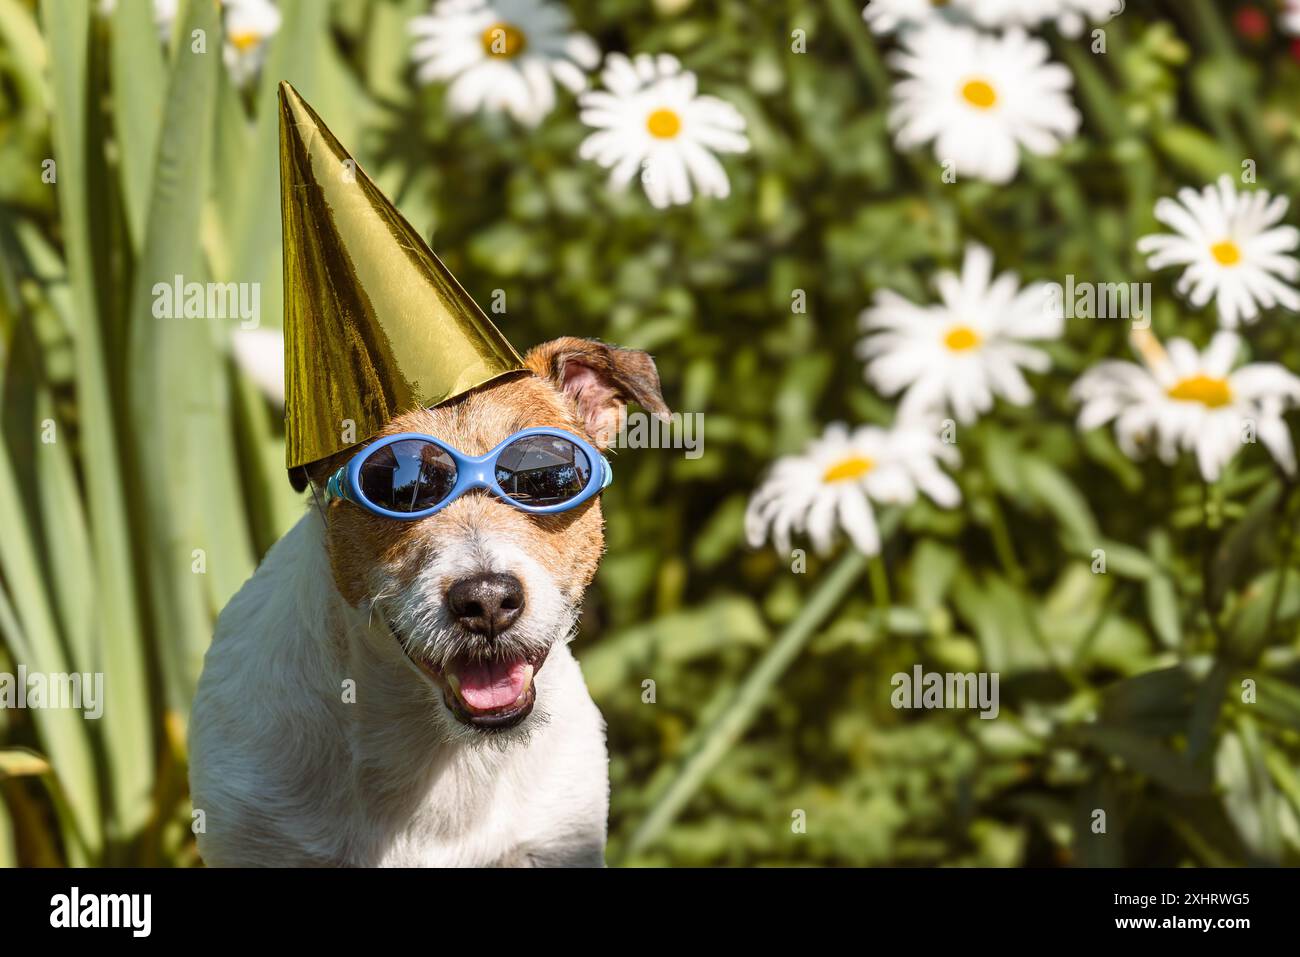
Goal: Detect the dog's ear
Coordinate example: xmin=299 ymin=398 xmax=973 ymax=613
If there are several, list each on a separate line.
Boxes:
xmin=288 ymin=466 xmax=310 ymax=493
xmin=525 ymin=337 xmax=670 ymax=448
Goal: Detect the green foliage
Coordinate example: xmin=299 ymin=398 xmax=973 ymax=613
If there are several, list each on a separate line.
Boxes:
xmin=1 ymin=0 xmax=1299 ymax=867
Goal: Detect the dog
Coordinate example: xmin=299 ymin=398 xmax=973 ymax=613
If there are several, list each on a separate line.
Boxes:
xmin=189 ymin=337 xmax=668 ymax=866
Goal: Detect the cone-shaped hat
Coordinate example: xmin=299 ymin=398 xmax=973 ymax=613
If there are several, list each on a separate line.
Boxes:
xmin=279 ymin=81 xmax=525 ymax=470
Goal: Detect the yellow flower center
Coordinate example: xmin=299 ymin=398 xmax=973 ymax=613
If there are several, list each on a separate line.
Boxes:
xmin=960 ymin=78 xmax=998 ymax=110
xmin=1167 ymin=374 xmax=1233 ymax=408
xmin=823 ymin=456 xmax=875 ymax=484
xmin=1210 ymin=240 xmax=1242 ymax=266
xmin=481 ymin=22 xmax=526 ymax=59
xmin=646 ymin=108 xmax=683 ymax=139
xmin=228 ymin=31 xmax=262 ymax=53
xmin=944 ymin=325 xmax=982 ymax=352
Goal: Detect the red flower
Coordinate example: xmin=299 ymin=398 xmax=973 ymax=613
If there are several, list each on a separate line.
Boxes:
xmin=1233 ymin=5 xmax=1270 ymax=40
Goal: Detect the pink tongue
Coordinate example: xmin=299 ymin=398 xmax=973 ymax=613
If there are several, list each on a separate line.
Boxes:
xmin=453 ymin=657 xmax=529 ymax=711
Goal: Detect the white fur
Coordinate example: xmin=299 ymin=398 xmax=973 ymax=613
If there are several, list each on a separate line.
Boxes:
xmin=188 ymin=509 xmax=609 ymax=867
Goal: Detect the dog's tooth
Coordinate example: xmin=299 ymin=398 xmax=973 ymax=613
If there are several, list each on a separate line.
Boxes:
xmin=509 ymin=664 xmax=536 ymax=707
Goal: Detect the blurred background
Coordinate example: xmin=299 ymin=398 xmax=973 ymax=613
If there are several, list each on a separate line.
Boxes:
xmin=3 ymin=0 xmax=1300 ymax=867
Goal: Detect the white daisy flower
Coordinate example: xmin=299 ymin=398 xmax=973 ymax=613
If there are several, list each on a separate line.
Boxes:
xmin=745 ymin=422 xmax=961 ymax=557
xmin=862 ymin=0 xmax=1119 ymax=38
xmin=409 ymin=0 xmax=599 ymax=126
xmin=887 ymin=23 xmax=1080 ymax=184
xmin=1072 ymin=330 xmax=1300 ymax=482
xmin=964 ymin=0 xmax=1121 ymax=37
xmin=231 ymin=328 xmax=285 ymax=407
xmin=861 ymin=0 xmax=957 ymax=35
xmin=1284 ymin=0 xmax=1300 ymax=36
xmin=1060 ymin=0 xmax=1126 ymax=35
xmin=1136 ymin=175 xmax=1300 ymax=329
xmin=858 ymin=244 xmax=1064 ymax=424
xmin=222 ymin=0 xmax=281 ymax=88
xmin=577 ymin=53 xmax=750 ymax=209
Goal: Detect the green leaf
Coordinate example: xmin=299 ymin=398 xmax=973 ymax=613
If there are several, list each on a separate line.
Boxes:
xmin=1099 ymin=662 xmax=1204 ymax=735
xmin=110 ymin=0 xmax=167 ymax=249
xmin=909 ymin=539 xmax=960 ymax=612
xmin=582 ymin=596 xmax=768 ymax=701
xmin=126 ymin=0 xmax=233 ymax=720
xmin=1186 ymin=660 xmax=1229 ymax=761
xmin=952 ymin=570 xmax=1050 ymax=675
xmin=1094 ymin=539 xmax=1159 ymax=580
xmin=1144 ymin=529 xmax=1182 ymax=648
xmin=1076 ymin=724 xmax=1212 ymax=796
xmin=0 ymin=747 xmax=52 ymax=779
xmin=1248 ymin=675 xmax=1300 ymax=734
xmin=0 ymin=794 xmax=12 ymax=867
xmin=0 ymin=462 xmax=99 ymax=861
xmin=1152 ymin=123 xmax=1241 ymax=183
xmin=1229 ymin=568 xmax=1300 ymax=658
xmin=33 ymin=395 xmax=95 ymax=671
xmin=0 ymin=0 xmax=49 ymax=125
xmin=1217 ymin=718 xmax=1282 ymax=862
xmin=1210 ymin=479 xmax=1281 ymax=608
xmin=36 ymin=0 xmax=137 ymax=854
xmin=1019 ymin=456 xmax=1099 ymax=550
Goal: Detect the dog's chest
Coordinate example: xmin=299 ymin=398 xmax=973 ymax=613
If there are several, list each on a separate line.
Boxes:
xmin=358 ymin=738 xmax=598 ymax=867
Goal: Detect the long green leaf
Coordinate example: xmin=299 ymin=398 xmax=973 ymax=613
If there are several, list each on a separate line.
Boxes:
xmin=110 ymin=0 xmax=167 ymax=249
xmin=0 ymin=424 xmax=100 ymax=858
xmin=126 ymin=0 xmax=227 ymax=717
xmin=41 ymin=0 xmax=154 ymax=847
xmin=0 ymin=0 xmax=49 ymax=123
xmin=0 ymin=793 xmax=13 ymax=867
xmin=34 ymin=396 xmax=95 ymax=671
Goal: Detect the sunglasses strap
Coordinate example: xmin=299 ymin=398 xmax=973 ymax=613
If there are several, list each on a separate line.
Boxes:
xmin=307 ymin=475 xmax=331 ymax=527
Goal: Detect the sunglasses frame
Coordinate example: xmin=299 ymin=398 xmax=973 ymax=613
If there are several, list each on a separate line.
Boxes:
xmin=323 ymin=426 xmax=612 ymax=521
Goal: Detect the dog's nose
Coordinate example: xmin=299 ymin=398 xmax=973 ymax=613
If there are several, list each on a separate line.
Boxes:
xmin=447 ymin=573 xmax=525 ymax=637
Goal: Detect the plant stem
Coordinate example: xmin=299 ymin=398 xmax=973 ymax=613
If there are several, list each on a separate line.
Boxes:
xmin=1261 ymin=482 xmax=1298 ymax=654
xmin=868 ymin=554 xmax=892 ymax=610
xmin=984 ymin=493 xmax=1025 ymax=585
xmin=1200 ymin=479 xmax=1228 ymax=647
xmin=826 ymin=0 xmax=890 ymax=100
xmin=1057 ymin=40 xmax=1126 ymax=144
xmin=619 ymin=548 xmax=868 ymax=861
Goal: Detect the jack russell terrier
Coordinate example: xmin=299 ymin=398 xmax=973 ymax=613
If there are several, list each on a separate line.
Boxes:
xmin=189 ymin=338 xmax=668 ymax=866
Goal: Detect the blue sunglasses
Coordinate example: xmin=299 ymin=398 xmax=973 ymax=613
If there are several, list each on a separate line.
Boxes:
xmin=323 ymin=427 xmax=612 ymax=520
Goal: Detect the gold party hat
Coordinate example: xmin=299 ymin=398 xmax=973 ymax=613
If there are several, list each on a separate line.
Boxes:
xmin=279 ymin=81 xmax=525 ymax=470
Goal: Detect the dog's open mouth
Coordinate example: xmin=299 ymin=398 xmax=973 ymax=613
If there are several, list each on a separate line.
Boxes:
xmin=383 ymin=613 xmax=550 ymax=730
xmin=416 ymin=646 xmax=549 ymax=730
xmin=438 ymin=651 xmax=548 ymax=729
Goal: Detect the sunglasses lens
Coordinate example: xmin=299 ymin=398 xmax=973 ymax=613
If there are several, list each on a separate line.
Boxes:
xmin=495 ymin=435 xmax=593 ymax=507
xmin=359 ymin=439 xmax=457 ymax=513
